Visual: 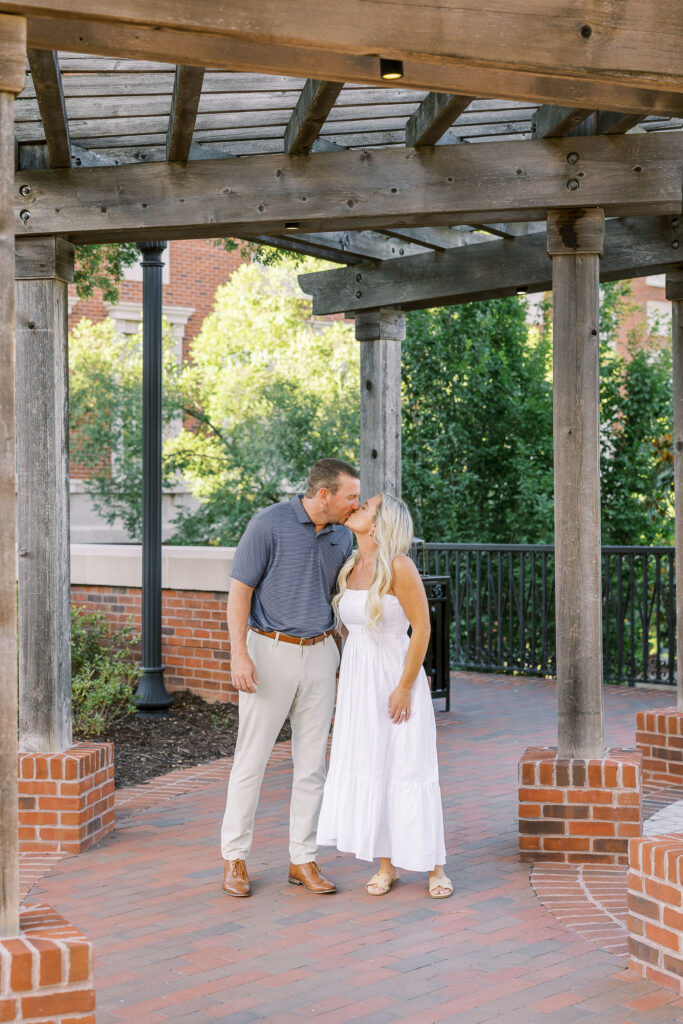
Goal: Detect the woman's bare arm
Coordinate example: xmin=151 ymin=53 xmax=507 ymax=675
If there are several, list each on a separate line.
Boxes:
xmin=388 ymin=555 xmax=431 ymax=722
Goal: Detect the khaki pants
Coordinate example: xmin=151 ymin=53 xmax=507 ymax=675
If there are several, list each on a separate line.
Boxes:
xmin=220 ymin=629 xmax=339 ymax=864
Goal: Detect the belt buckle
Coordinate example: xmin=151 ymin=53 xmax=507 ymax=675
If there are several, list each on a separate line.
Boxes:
xmin=299 ymin=635 xmax=305 ymax=647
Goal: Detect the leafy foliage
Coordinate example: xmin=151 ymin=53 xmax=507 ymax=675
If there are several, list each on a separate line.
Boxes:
xmin=402 ymin=297 xmax=555 ymax=543
xmin=68 ymin=262 xmax=359 ymax=545
xmin=165 ymin=262 xmax=359 ymax=544
xmin=71 ymin=606 xmax=140 ymax=737
xmin=599 ymin=301 xmax=674 ymax=545
xmin=73 ymin=243 xmax=140 ymax=304
xmin=69 ymin=318 xmax=181 ymax=540
xmin=403 ymin=283 xmax=674 ymax=545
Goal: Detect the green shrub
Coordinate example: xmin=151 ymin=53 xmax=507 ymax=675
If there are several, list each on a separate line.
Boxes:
xmin=71 ymin=606 xmax=140 ymax=737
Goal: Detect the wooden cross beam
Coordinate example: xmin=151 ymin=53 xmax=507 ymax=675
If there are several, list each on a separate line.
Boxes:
xmin=166 ymin=65 xmax=205 ymax=163
xmin=25 ymin=49 xmax=70 ymax=168
xmin=14 ymin=133 xmax=683 ymax=244
xmin=298 ymin=216 xmax=683 ymax=313
xmin=404 ymin=92 xmax=473 ymax=147
xmin=284 ymin=80 xmax=344 ymax=155
xmin=7 ymin=0 xmax=683 ymax=116
xmin=532 ymin=104 xmax=644 ymax=139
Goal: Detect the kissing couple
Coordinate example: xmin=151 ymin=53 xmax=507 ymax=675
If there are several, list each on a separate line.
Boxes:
xmin=221 ymin=458 xmax=450 ymax=899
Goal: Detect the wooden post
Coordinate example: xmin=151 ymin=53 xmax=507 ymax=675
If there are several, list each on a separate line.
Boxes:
xmin=667 ymin=268 xmax=683 ymax=713
xmin=547 ymin=208 xmax=605 ymax=760
xmin=0 ymin=11 xmax=27 ymax=939
xmin=15 ymin=236 xmax=75 ymax=753
xmin=354 ymin=308 xmax=405 ymax=497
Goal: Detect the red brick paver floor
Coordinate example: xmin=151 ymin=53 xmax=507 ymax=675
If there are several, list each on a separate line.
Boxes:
xmin=21 ymin=674 xmax=683 ymax=1023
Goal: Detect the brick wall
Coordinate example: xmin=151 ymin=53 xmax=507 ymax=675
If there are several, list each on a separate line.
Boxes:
xmin=519 ymin=746 xmax=642 ymax=864
xmin=0 ymin=904 xmax=94 ymax=1023
xmin=628 ymin=835 xmax=683 ymax=994
xmin=71 ymin=584 xmax=234 ymax=704
xmin=69 ymin=238 xmax=246 ymax=361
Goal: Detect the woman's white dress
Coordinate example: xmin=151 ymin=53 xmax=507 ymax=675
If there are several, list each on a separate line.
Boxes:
xmin=316 ymin=588 xmax=447 ymax=872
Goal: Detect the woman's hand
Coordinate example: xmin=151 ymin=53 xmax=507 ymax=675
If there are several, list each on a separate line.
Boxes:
xmin=389 ymin=686 xmax=411 ymax=724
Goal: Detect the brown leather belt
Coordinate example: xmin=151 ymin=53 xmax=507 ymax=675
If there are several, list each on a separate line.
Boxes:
xmin=250 ymin=626 xmax=335 ymax=646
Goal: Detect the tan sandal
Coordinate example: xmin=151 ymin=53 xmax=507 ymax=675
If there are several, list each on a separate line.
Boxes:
xmin=428 ymin=874 xmax=453 ymax=899
xmin=366 ymin=871 xmax=399 ymax=896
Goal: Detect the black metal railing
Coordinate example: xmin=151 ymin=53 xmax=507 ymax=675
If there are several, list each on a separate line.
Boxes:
xmin=410 ymin=542 xmax=676 ymax=686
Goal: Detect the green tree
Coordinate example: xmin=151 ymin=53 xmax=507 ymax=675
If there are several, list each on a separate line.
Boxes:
xmin=73 ymin=243 xmax=140 ymax=304
xmin=68 ymin=262 xmax=359 ymax=545
xmin=165 ymin=262 xmax=359 ymax=544
xmin=69 ymin=318 xmax=181 ymax=539
xmin=402 ymin=297 xmax=555 ymax=543
xmin=402 ymin=283 xmax=674 ymax=545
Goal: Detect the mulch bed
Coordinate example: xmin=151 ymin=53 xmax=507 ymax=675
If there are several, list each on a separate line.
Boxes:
xmin=75 ymin=690 xmax=291 ymax=789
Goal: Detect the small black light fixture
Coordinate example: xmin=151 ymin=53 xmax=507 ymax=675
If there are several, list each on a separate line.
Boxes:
xmin=516 ymin=286 xmax=528 ymax=295
xmin=284 ymin=222 xmax=301 ymax=232
xmin=380 ymin=58 xmax=404 ymax=81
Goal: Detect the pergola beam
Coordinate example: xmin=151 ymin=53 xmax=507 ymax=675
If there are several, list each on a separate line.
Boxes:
xmin=14 ymin=133 xmax=683 ymax=244
xmin=10 ymin=0 xmax=683 ymax=116
xmin=404 ymin=92 xmax=473 ymax=147
xmin=26 ymin=49 xmax=70 ymax=167
xmin=284 ymin=80 xmax=344 ymax=155
xmin=532 ymin=104 xmax=645 ymax=139
xmin=299 ymin=216 xmax=683 ymax=314
xmin=166 ymin=65 xmax=205 ymax=163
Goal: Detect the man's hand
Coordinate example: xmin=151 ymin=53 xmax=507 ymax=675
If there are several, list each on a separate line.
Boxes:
xmin=231 ymin=649 xmax=259 ymax=693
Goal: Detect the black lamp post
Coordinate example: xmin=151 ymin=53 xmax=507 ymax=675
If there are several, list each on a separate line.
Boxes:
xmin=135 ymin=240 xmax=172 ymax=715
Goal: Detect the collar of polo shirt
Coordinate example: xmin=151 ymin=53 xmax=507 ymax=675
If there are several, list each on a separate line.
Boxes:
xmin=291 ymin=494 xmax=333 ymax=535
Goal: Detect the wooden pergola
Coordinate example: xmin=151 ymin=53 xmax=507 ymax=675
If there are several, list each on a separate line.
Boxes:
xmin=0 ymin=1 xmax=682 ymax=940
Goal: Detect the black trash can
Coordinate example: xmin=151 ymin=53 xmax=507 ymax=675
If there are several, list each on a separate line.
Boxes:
xmin=420 ymin=574 xmax=452 ymax=711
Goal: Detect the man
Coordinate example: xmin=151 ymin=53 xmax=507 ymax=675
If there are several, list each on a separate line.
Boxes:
xmin=221 ymin=458 xmax=361 ymax=897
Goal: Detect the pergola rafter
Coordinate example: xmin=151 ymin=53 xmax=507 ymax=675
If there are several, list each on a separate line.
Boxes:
xmin=284 ymin=80 xmax=344 ymax=155
xmin=166 ymin=65 xmax=205 ymax=162
xmin=25 ymin=48 xmax=70 ymax=167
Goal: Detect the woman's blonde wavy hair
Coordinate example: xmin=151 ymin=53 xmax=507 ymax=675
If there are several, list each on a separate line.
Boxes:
xmin=333 ymin=493 xmax=414 ymax=633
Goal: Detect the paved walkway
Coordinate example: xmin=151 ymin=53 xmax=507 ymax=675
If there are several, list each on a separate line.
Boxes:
xmin=22 ymin=674 xmax=683 ymax=1023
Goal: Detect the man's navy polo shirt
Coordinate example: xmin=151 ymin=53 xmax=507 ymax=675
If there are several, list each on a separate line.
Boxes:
xmin=230 ymin=495 xmax=353 ymax=637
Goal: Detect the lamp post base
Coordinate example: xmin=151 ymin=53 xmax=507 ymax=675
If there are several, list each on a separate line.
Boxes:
xmin=135 ymin=665 xmax=173 ymax=715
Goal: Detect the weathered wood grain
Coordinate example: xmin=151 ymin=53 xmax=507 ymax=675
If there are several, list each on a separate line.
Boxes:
xmin=299 ymin=217 xmax=682 ymax=314
xmin=167 ymin=65 xmax=205 ymax=162
xmin=549 ymin=208 xmax=605 ymax=759
xmin=533 ymin=104 xmax=646 ymax=139
xmin=546 ymin=208 xmax=605 ymax=256
xmin=355 ymin=309 xmax=405 ymax=498
xmin=668 ymin=268 xmax=683 ymax=711
xmin=21 ymin=4 xmax=683 ymax=116
xmin=16 ymin=239 xmax=74 ymax=755
xmin=532 ymin=106 xmax=594 ymax=138
xmin=284 ymin=80 xmax=344 ymax=155
xmin=14 ymin=133 xmax=683 ymax=244
xmin=0 ymin=14 xmax=26 ymax=939
xmin=26 ymin=49 xmax=71 ymax=167
xmin=405 ymin=92 xmax=473 ymax=146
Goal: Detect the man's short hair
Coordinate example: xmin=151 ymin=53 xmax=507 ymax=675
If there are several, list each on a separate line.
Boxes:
xmin=305 ymin=458 xmax=360 ymax=497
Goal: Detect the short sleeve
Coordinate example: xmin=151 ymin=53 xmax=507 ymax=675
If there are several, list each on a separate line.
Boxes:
xmin=230 ymin=512 xmax=273 ymax=588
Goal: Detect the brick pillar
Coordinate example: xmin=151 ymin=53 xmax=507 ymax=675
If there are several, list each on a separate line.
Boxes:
xmin=636 ymin=709 xmax=683 ymax=787
xmin=628 ymin=836 xmax=683 ymax=994
xmin=0 ymin=903 xmax=94 ymax=1023
xmin=18 ymin=742 xmax=114 ymax=853
xmin=519 ymin=746 xmax=642 ymax=864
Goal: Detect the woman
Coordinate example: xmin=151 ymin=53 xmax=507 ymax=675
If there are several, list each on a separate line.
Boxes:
xmin=316 ymin=493 xmax=451 ymax=898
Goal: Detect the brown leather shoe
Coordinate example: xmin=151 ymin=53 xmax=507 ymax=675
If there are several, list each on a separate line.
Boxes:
xmin=288 ymin=861 xmax=336 ymax=894
xmin=223 ymin=859 xmax=251 ymax=897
